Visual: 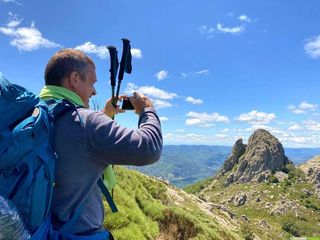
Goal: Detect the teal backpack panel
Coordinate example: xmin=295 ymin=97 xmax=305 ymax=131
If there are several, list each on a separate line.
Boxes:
xmin=0 ymin=74 xmax=55 ymax=233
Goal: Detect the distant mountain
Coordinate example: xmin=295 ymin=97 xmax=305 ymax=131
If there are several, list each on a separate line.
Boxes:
xmin=128 ymin=145 xmax=230 ymax=187
xmin=285 ymin=148 xmax=320 ymax=165
xmin=127 ymin=145 xmax=320 ymax=187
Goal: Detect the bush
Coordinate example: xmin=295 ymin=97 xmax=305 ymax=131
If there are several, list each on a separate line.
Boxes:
xmin=268 ymin=175 xmax=279 ymax=183
xmin=241 ymin=224 xmax=255 ymax=240
xmin=286 ymin=164 xmax=305 ymax=181
xmin=282 ymin=220 xmax=301 ymax=237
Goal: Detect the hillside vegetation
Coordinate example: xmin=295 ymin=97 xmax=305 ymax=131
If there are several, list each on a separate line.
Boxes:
xmin=186 ymin=164 xmax=320 ymax=239
xmin=103 ymin=166 xmax=242 ymax=240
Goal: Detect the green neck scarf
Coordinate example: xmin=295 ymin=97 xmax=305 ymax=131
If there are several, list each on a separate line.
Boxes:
xmin=39 ymin=85 xmax=85 ymax=107
xmin=39 ymin=85 xmax=116 ymax=191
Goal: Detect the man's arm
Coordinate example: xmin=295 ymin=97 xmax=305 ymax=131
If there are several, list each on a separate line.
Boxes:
xmin=86 ymin=93 xmax=162 ymax=166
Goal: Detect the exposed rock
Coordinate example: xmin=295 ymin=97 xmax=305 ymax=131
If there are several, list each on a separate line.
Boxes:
xmin=265 ymin=202 xmax=272 ymax=208
xmin=212 ymin=204 xmax=237 ymax=219
xmin=299 ymin=156 xmax=320 ymax=198
xmin=274 ymin=171 xmax=288 ymax=182
xmin=240 ymin=214 xmax=249 ymax=222
xmin=268 ymin=200 xmax=299 ymax=216
xmin=299 ymin=156 xmax=320 ymax=184
xmin=221 ymin=129 xmax=292 ymax=186
xmin=301 ymin=188 xmax=313 ymax=197
xmin=258 ymin=219 xmax=270 ymax=229
xmin=224 ymin=173 xmax=234 ymax=187
xmin=231 ymin=192 xmax=247 ymax=206
xmin=221 ymin=139 xmax=246 ymax=173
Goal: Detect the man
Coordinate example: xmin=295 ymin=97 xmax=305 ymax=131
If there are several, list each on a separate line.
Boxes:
xmin=39 ymin=49 xmax=163 ymax=238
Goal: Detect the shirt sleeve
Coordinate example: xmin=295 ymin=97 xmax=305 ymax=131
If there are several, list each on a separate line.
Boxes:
xmin=85 ymin=107 xmax=163 ymax=166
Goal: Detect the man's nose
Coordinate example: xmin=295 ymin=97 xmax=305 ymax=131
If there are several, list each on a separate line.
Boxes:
xmin=92 ymin=87 xmax=97 ymax=96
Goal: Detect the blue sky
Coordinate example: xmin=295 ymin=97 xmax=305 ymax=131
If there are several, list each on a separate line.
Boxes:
xmin=1 ymin=0 xmax=320 ymax=147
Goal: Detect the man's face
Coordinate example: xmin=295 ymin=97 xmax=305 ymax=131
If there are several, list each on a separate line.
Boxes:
xmin=76 ymin=64 xmax=97 ymax=108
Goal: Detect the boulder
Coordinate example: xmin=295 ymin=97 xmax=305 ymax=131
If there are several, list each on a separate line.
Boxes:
xmin=232 ymin=192 xmax=247 ymax=206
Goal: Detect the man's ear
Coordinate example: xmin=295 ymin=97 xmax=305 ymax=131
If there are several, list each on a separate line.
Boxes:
xmin=69 ymin=71 xmax=80 ymax=90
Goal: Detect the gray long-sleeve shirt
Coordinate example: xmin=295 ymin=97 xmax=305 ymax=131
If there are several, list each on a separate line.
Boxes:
xmin=51 ymin=107 xmax=162 ymax=234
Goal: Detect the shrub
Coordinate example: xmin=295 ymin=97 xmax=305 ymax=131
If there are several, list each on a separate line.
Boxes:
xmin=282 ymin=220 xmax=301 ymax=237
xmin=241 ymin=224 xmax=255 ymax=240
xmin=268 ymin=175 xmax=279 ymax=183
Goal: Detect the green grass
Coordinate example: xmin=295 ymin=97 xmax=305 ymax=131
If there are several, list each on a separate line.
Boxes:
xmin=101 ymin=165 xmax=320 ymax=240
xmin=190 ymin=170 xmax=320 ymax=240
xmin=103 ymin=166 xmax=242 ymax=240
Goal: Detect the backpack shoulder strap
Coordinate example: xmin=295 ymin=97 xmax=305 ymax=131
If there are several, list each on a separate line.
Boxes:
xmin=98 ymin=179 xmax=118 ymax=213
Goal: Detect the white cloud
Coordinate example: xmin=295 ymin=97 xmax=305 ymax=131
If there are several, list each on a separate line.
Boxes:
xmin=125 ymin=83 xmax=178 ymax=100
xmin=75 ymin=42 xmax=109 ymax=59
xmin=1 ymin=0 xmax=21 ymax=5
xmin=0 ymin=14 xmax=61 ymax=51
xmin=163 ymin=131 xmax=235 ymax=145
xmin=200 ymin=14 xmax=252 ymax=38
xmin=154 ymin=70 xmax=168 ymax=81
xmin=196 ymin=69 xmax=210 ymax=74
xmin=288 ymin=101 xmax=318 ymax=114
xmin=304 ymin=35 xmax=320 ymax=59
xmin=125 ymin=83 xmax=177 ymax=109
xmin=288 ymin=124 xmax=303 ymax=131
xmin=175 ymin=129 xmax=185 ymax=133
xmin=236 ymin=110 xmax=276 ymax=124
xmin=279 ymin=134 xmax=318 ymax=147
xmin=198 ymin=26 xmax=215 ymax=38
xmin=131 ymin=48 xmax=142 ymax=59
xmin=75 ymin=44 xmax=142 ymax=59
xmin=159 ymin=116 xmax=168 ymax=121
xmin=181 ymin=69 xmax=210 ymax=78
xmin=300 ymin=101 xmax=318 ymax=111
xmin=185 ymin=96 xmax=203 ymax=105
xmin=216 ymin=23 xmax=245 ymax=34
xmin=185 ymin=111 xmax=229 ymax=127
xmin=154 ymin=100 xmax=172 ymax=109
xmin=238 ymin=15 xmax=252 ymax=23
xmin=304 ymin=120 xmax=320 ymax=132
xmin=214 ymin=134 xmax=229 ymax=140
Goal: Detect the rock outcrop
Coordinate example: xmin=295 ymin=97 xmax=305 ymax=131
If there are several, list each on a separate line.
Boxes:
xmin=220 ymin=129 xmax=292 ymax=186
xmin=221 ymin=139 xmax=246 ymax=173
xmin=299 ymin=156 xmax=320 ymax=198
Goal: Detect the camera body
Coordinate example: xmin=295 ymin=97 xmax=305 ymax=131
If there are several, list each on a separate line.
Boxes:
xmin=121 ymin=97 xmax=134 ymax=110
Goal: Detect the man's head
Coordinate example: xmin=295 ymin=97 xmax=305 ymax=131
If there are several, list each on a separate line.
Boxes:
xmin=45 ymin=49 xmax=97 ymax=108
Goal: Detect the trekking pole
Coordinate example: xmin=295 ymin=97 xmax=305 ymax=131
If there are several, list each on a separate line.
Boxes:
xmin=115 ymin=38 xmax=132 ymax=101
xmin=107 ymin=46 xmax=119 ymax=110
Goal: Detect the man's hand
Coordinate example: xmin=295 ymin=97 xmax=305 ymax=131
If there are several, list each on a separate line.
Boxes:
xmin=129 ymin=92 xmax=154 ymax=115
xmin=102 ymin=95 xmax=126 ymax=118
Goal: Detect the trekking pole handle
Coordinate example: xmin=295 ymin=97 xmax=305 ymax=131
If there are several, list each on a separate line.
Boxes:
xmin=118 ymin=38 xmax=131 ymax=82
xmin=107 ymin=46 xmax=119 ymax=106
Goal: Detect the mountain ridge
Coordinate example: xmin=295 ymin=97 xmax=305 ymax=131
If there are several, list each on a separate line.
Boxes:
xmin=129 ymin=144 xmax=320 ymax=187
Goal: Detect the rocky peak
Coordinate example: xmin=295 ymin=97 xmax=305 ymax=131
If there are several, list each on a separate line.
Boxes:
xmin=221 ymin=138 xmax=246 ymax=174
xmin=220 ymin=129 xmax=292 ymax=186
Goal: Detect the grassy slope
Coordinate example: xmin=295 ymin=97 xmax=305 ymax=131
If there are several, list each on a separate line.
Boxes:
xmin=185 ymin=168 xmax=320 ymax=240
xmin=103 ymin=166 xmax=242 ymax=240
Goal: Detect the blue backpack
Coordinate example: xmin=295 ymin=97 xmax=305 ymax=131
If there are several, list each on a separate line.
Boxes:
xmin=0 ymin=74 xmax=115 ymax=240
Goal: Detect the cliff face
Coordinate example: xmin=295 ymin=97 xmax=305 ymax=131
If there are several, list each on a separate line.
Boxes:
xmin=299 ymin=156 xmax=320 ymax=198
xmin=220 ymin=129 xmax=292 ymax=186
